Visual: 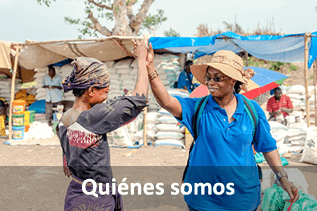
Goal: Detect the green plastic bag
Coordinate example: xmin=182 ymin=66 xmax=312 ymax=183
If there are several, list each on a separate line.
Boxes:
xmin=281 ymin=157 xmax=289 ymax=166
xmin=283 ymin=192 xmax=317 ymax=211
xmin=262 ymin=184 xmax=289 ymax=211
xmin=262 ymin=184 xmax=317 ymax=211
xmin=255 ymin=152 xmax=265 ymax=163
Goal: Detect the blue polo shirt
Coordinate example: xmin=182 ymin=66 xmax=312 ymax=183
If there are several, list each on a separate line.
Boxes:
xmin=175 ymin=94 xmax=277 ymax=211
xmin=177 ymin=71 xmax=194 ymax=93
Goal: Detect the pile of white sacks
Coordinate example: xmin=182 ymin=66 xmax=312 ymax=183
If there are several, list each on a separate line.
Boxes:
xmin=106 ymin=54 xmax=182 ymax=111
xmin=268 ymin=118 xmax=317 ymax=165
xmin=108 ymin=89 xmax=189 ymax=148
xmin=280 ymin=84 xmax=317 ymax=125
xmin=24 ymin=121 xmax=55 ymax=140
xmin=0 ymin=78 xmax=22 ymax=103
xmin=105 ymin=54 xmax=184 ymax=147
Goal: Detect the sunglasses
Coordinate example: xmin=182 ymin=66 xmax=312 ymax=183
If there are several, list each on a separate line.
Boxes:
xmin=204 ymin=75 xmax=229 ymax=83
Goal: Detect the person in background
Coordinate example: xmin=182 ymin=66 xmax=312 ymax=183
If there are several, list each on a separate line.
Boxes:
xmin=177 ymin=60 xmax=198 ymax=93
xmin=0 ymin=97 xmax=8 ymax=125
xmin=267 ymin=87 xmax=293 ymax=123
xmin=42 ymin=66 xmax=63 ymax=126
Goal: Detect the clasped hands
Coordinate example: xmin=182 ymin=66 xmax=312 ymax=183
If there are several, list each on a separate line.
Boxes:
xmin=132 ymin=39 xmax=155 ymax=72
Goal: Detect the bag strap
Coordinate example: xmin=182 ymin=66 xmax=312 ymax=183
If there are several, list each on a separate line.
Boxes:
xmin=242 ymin=95 xmax=259 ymax=138
xmin=182 ymin=95 xmax=209 ymax=182
xmin=192 ymin=95 xmax=209 ymax=140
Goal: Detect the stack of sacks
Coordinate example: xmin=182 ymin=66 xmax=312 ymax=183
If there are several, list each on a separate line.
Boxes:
xmin=126 ymin=115 xmax=143 ymax=143
xmin=34 ymin=66 xmax=61 ymax=101
xmin=283 ymin=85 xmax=305 ymax=111
xmin=107 ymin=58 xmax=135 ymax=99
xmin=285 ymin=111 xmax=304 ymax=125
xmin=147 ymin=92 xmax=161 ymax=112
xmin=268 ymin=121 xmax=288 ymax=154
xmin=109 ymin=114 xmax=143 ymax=147
xmin=138 ymin=54 xmax=182 ymax=89
xmin=287 ymin=123 xmax=308 ymax=152
xmin=133 ymin=112 xmax=159 ymax=145
xmin=34 ymin=67 xmax=48 ymax=101
xmin=167 ymin=88 xmax=190 ymax=98
xmin=105 ymin=54 xmax=182 ymax=100
xmin=155 ymin=108 xmax=185 ymax=148
xmin=285 ymin=127 xmax=307 ymax=152
xmin=58 ymin=64 xmax=74 ymax=101
xmin=0 ymin=79 xmax=22 ymax=102
xmin=110 ymin=125 xmax=134 ymax=147
xmin=24 ymin=121 xmax=54 ymax=140
xmin=300 ymin=127 xmax=317 ymax=165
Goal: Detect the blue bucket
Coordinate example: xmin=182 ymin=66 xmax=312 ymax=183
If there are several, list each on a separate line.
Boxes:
xmin=12 ymin=126 xmax=25 ymax=140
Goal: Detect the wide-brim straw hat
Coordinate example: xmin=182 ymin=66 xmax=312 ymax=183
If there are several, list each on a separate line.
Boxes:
xmin=191 ymin=50 xmax=255 ymax=91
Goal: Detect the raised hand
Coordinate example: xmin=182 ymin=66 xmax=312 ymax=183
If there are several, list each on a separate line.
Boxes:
xmin=132 ymin=39 xmax=147 ymax=61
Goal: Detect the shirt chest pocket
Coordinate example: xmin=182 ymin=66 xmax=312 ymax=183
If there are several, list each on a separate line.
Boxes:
xmin=231 ymin=124 xmax=254 ymax=144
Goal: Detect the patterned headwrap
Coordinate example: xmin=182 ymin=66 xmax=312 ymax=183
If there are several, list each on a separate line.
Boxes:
xmin=62 ymin=57 xmax=110 ymax=92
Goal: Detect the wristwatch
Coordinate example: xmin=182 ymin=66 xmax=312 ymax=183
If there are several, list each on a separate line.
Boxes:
xmin=276 ymin=170 xmax=288 ymax=181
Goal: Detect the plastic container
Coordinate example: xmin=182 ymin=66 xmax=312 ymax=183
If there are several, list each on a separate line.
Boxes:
xmin=25 ymin=125 xmax=30 ymax=132
xmin=28 ymin=110 xmax=35 ymax=123
xmin=12 ymin=114 xmax=24 ymax=127
xmin=24 ymin=111 xmax=30 ymax=126
xmin=53 ymin=122 xmax=59 ymax=135
xmin=0 ymin=116 xmax=6 ymax=136
xmin=12 ymin=126 xmax=25 ymax=140
xmin=12 ymin=99 xmax=26 ymax=114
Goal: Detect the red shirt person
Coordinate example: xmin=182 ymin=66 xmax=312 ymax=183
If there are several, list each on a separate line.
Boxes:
xmin=267 ymin=87 xmax=293 ymax=119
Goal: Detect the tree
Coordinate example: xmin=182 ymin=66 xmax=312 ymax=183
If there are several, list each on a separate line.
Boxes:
xmin=37 ymin=0 xmax=166 ymax=38
xmin=163 ymin=28 xmax=180 ymax=37
xmin=142 ymin=9 xmax=167 ymax=36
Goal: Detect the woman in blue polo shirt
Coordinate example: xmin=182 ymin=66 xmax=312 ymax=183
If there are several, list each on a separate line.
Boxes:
xmin=145 ymin=50 xmax=299 ymax=210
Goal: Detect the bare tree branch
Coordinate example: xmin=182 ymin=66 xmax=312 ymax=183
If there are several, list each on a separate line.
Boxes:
xmin=130 ymin=0 xmax=155 ymax=32
xmin=87 ymin=11 xmax=112 ymax=36
xmin=126 ymin=0 xmax=139 ymax=21
xmin=88 ymin=0 xmax=112 ymax=10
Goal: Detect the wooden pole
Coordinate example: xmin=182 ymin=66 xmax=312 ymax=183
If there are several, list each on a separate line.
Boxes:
xmin=314 ymin=60 xmax=317 ymax=126
xmin=304 ymin=33 xmax=311 ymax=127
xmin=8 ymin=46 xmax=21 ymax=140
xmin=245 ymin=51 xmax=249 ymax=66
xmin=142 ymin=34 xmax=150 ymax=147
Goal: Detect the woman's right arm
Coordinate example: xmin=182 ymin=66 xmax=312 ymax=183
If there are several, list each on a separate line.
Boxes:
xmin=146 ymin=44 xmax=182 ymax=119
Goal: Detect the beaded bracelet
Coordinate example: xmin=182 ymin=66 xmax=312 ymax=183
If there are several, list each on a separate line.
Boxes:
xmin=148 ymin=70 xmax=159 ymax=81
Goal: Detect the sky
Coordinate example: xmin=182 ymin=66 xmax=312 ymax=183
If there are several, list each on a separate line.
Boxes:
xmin=1 ymin=0 xmax=317 ymax=42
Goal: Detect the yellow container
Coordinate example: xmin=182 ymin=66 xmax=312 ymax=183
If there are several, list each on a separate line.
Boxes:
xmin=24 ymin=111 xmax=30 ymax=126
xmin=0 ymin=116 xmax=6 ymax=137
xmin=12 ymin=99 xmax=26 ymax=114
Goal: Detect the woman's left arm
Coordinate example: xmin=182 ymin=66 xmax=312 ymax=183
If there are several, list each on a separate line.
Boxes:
xmin=251 ymin=100 xmax=299 ymax=203
xmin=263 ymin=150 xmax=299 ymax=203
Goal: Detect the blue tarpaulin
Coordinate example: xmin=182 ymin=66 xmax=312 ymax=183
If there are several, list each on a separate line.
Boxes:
xmin=149 ymin=31 xmax=317 ymax=68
